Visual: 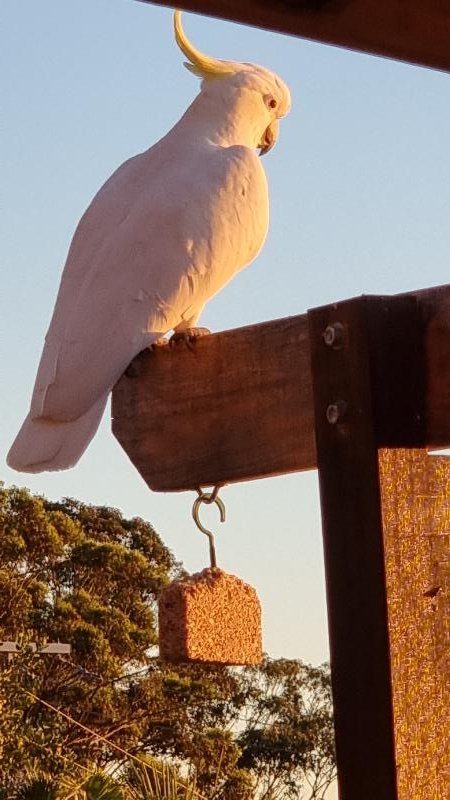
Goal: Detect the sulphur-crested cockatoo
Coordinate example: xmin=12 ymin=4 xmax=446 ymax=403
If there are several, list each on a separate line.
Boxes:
xmin=8 ymin=10 xmax=291 ymax=473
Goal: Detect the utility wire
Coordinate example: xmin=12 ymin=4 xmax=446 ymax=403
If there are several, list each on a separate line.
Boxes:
xmin=22 ymin=688 xmax=207 ymax=800
xmin=57 ymin=655 xmax=158 ymax=684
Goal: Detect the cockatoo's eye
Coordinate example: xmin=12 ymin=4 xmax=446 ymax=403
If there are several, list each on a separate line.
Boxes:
xmin=264 ymin=95 xmax=277 ymax=110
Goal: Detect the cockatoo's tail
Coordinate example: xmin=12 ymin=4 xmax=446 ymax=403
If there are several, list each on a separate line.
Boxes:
xmin=7 ymin=11 xmax=291 ymax=473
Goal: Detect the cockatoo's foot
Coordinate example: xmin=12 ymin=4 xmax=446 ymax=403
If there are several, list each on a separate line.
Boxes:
xmin=170 ymin=327 xmax=211 ymax=349
xmin=149 ymin=337 xmax=170 ymax=351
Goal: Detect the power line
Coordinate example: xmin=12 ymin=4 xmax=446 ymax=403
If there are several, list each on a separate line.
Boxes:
xmin=22 ymin=688 xmax=208 ymax=800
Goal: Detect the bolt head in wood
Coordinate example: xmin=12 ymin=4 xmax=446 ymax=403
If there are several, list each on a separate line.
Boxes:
xmin=326 ymin=400 xmax=347 ymax=425
xmin=323 ymin=323 xmax=344 ymax=349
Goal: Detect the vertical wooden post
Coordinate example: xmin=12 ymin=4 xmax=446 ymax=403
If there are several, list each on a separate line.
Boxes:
xmin=308 ymin=298 xmax=398 ymax=800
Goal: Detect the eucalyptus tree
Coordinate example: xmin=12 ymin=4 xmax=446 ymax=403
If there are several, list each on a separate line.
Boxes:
xmin=0 ymin=484 xmax=335 ymax=799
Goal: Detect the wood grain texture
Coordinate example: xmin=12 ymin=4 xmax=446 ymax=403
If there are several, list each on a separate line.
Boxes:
xmin=112 ymin=284 xmax=450 ymax=492
xmin=112 ymin=315 xmax=315 ymax=491
xmin=379 ymin=449 xmax=450 ymax=800
xmin=145 ymin=0 xmax=450 ymax=73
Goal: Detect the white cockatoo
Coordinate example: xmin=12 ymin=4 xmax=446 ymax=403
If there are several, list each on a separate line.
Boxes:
xmin=8 ymin=10 xmax=291 ymax=473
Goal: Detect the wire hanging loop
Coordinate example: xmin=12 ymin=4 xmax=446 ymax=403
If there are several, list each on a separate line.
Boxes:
xmin=192 ymin=486 xmax=226 ymax=569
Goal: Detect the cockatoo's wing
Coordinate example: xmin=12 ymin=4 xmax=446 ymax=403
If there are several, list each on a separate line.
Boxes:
xmin=8 ymin=141 xmax=268 ymax=471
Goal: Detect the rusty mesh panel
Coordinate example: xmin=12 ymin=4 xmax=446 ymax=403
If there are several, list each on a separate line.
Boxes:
xmin=379 ymin=449 xmax=450 ymax=800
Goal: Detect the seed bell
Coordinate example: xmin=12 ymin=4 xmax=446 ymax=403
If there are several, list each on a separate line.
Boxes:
xmin=158 ymin=487 xmax=262 ymax=665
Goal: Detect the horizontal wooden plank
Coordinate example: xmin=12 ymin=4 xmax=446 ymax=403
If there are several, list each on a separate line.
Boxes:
xmin=112 ymin=283 xmax=450 ymax=492
xmin=145 ymin=0 xmax=450 ymax=73
xmin=112 ymin=315 xmax=316 ymax=491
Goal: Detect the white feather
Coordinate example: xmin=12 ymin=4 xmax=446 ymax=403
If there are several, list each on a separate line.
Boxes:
xmin=8 ymin=395 xmax=108 ymax=473
xmin=8 ymin=39 xmax=291 ymax=473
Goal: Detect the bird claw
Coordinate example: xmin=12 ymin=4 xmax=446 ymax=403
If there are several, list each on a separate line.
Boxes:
xmin=170 ymin=327 xmax=211 ymax=350
xmin=149 ymin=337 xmax=170 ymax=352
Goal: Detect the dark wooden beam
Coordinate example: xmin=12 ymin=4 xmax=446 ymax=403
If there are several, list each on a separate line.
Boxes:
xmin=308 ymin=296 xmax=398 ymax=800
xmin=143 ymin=0 xmax=450 ymax=73
xmin=308 ymin=297 xmax=450 ymax=800
xmin=112 ymin=284 xmax=450 ymax=492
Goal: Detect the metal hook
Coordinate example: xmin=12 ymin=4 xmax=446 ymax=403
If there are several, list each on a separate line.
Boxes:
xmin=192 ymin=486 xmax=226 ymax=569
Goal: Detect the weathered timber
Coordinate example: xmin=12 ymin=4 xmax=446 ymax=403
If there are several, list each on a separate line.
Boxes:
xmin=112 ymin=284 xmax=450 ymax=492
xmin=145 ymin=0 xmax=450 ymax=73
xmin=308 ymin=297 xmax=398 ymax=800
xmin=379 ymin=449 xmax=450 ymax=800
xmin=112 ymin=315 xmax=316 ymax=491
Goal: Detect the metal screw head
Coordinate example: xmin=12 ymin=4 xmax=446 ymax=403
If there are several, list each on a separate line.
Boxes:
xmin=323 ymin=323 xmax=344 ymax=349
xmin=326 ymin=400 xmax=347 ymax=425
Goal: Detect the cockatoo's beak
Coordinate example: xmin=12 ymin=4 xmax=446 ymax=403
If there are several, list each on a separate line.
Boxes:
xmin=259 ymin=119 xmax=279 ymax=156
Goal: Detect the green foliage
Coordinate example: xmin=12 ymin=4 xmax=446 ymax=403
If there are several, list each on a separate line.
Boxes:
xmin=0 ymin=648 xmax=76 ymax=784
xmin=0 ymin=483 xmax=179 ymax=790
xmin=0 ymin=485 xmax=178 ymax=668
xmin=236 ymin=659 xmax=336 ymax=799
xmin=76 ymin=773 xmax=125 ymax=800
xmin=4 ymin=761 xmax=203 ymax=800
xmin=0 ymin=483 xmax=335 ymax=799
xmin=13 ymin=776 xmax=58 ymax=800
xmin=124 ymin=754 xmax=202 ymax=800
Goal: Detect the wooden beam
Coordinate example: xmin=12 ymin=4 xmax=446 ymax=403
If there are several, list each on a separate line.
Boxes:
xmin=144 ymin=0 xmax=450 ymax=73
xmin=112 ymin=284 xmax=450 ymax=492
xmin=308 ymin=297 xmax=398 ymax=800
xmin=308 ymin=297 xmax=450 ymax=800
xmin=112 ymin=315 xmax=316 ymax=491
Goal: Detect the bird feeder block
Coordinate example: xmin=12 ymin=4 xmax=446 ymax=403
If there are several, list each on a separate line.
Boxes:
xmin=158 ymin=567 xmax=262 ymax=665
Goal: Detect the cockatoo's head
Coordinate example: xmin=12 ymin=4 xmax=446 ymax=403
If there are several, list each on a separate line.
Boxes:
xmin=174 ymin=10 xmax=291 ymax=155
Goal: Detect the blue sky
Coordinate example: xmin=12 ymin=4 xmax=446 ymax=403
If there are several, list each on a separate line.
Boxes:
xmin=1 ymin=0 xmax=449 ymax=752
